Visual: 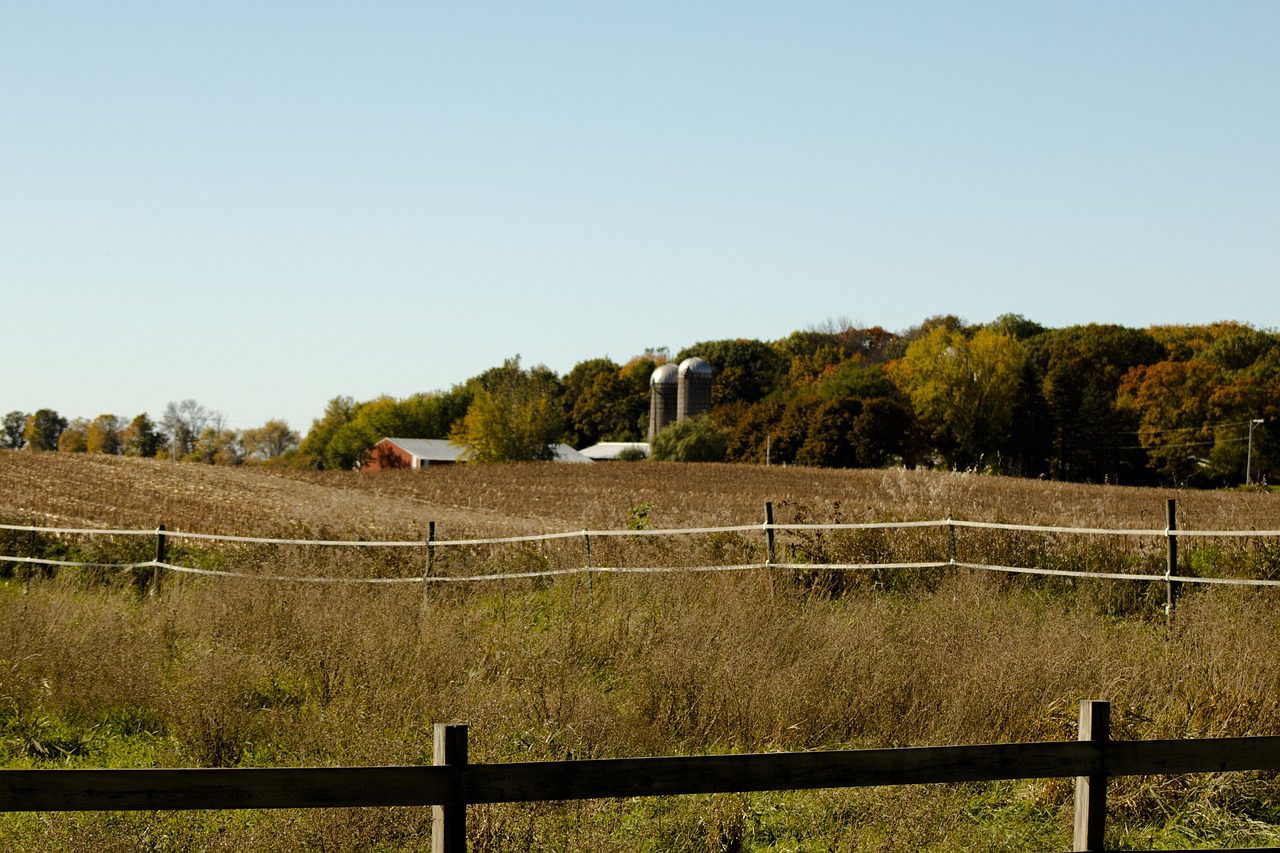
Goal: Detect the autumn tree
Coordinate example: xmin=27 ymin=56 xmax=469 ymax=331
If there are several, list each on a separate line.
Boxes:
xmin=450 ymin=358 xmax=564 ymax=462
xmin=561 ymin=356 xmax=651 ymax=446
xmin=241 ymin=419 xmax=300 ymax=461
xmin=86 ymin=414 xmax=123 ymax=454
xmin=189 ymin=424 xmax=243 ymax=465
xmin=1117 ymin=360 xmax=1222 ymax=484
xmin=889 ymin=326 xmax=1026 ymax=469
xmin=57 ymin=418 xmax=90 ymax=453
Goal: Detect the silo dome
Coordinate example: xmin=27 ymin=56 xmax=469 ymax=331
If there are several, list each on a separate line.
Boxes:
xmin=676 ymin=357 xmax=713 ymax=423
xmin=648 ymin=363 xmax=680 ymax=440
xmin=650 ymin=363 xmax=679 ymax=386
xmin=677 ymin=357 xmax=712 ymax=378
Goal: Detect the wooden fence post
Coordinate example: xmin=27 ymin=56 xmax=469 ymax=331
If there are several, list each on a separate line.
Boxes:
xmin=24 ymin=527 xmax=36 ymax=592
xmin=432 ymin=723 xmax=468 ymax=853
xmin=149 ymin=524 xmax=166 ymax=597
xmin=1165 ymin=499 xmax=1178 ymax=627
xmin=764 ymin=501 xmax=776 ymax=565
xmin=583 ymin=530 xmax=593 ymax=604
xmin=420 ymin=521 xmax=436 ymax=614
xmin=1073 ymin=699 xmax=1110 ymax=852
xmin=764 ymin=501 xmax=776 ymax=600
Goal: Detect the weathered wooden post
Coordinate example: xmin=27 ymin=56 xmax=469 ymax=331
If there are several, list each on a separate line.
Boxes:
xmin=583 ymin=530 xmax=593 ymax=604
xmin=24 ymin=526 xmax=36 ymax=593
xmin=764 ymin=501 xmax=776 ymax=564
xmin=1165 ymin=499 xmax=1178 ymax=627
xmin=432 ymin=723 xmax=468 ymax=853
xmin=764 ymin=501 xmax=776 ymax=599
xmin=420 ymin=521 xmax=436 ymax=615
xmin=1073 ymin=699 xmax=1110 ymax=852
xmin=149 ymin=524 xmax=166 ymax=597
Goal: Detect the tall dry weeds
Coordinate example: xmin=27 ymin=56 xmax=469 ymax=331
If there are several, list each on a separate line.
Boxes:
xmin=2 ymin=451 xmax=1280 ymax=849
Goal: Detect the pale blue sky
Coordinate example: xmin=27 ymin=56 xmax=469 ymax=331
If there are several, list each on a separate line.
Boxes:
xmin=2 ymin=2 xmax=1277 ymax=432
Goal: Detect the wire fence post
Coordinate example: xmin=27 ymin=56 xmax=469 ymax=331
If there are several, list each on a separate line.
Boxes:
xmin=1073 ymin=699 xmax=1110 ymax=852
xmin=1165 ymin=499 xmax=1178 ymax=628
xmin=763 ymin=501 xmax=776 ymax=600
xmin=432 ymin=723 xmax=468 ymax=853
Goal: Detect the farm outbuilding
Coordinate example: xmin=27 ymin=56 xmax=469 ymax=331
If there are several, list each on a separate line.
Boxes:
xmin=364 ymin=438 xmax=466 ymax=471
xmin=579 ymin=442 xmax=649 ymax=461
xmin=549 ymin=444 xmax=594 ymax=463
xmin=364 ymin=437 xmax=592 ymax=470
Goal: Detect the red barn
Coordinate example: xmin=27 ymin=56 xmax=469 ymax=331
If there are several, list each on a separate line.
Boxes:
xmin=363 ymin=438 xmax=466 ymax=471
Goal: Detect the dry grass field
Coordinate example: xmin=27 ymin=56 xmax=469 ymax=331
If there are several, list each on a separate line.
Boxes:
xmin=2 ymin=450 xmax=1280 ymax=851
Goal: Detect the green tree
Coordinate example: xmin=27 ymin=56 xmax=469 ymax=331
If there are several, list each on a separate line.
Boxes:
xmin=298 ymin=396 xmax=357 ymax=469
xmin=450 ymin=358 xmax=564 ymax=462
xmin=86 ymin=414 xmax=123 ymax=454
xmin=1034 ymin=325 xmax=1164 ymax=482
xmin=122 ymin=413 xmax=162 ymax=458
xmin=675 ymin=338 xmax=787 ymax=405
xmin=2 ymin=411 xmax=27 ymax=449
xmin=848 ymin=396 xmax=917 ymax=467
xmin=987 ymin=313 xmax=1046 ymax=341
xmin=314 ymin=388 xmax=473 ymax=470
xmin=23 ymin=409 xmax=67 ymax=451
xmin=650 ymin=418 xmax=729 ymax=462
xmin=562 ymin=358 xmax=625 ymax=446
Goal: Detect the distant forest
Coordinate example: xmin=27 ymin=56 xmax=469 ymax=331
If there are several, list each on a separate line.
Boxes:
xmin=5 ymin=315 xmax=1276 ymax=488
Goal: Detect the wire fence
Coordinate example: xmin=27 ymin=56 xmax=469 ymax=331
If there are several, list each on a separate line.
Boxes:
xmin=3 ymin=503 xmax=1279 ymax=590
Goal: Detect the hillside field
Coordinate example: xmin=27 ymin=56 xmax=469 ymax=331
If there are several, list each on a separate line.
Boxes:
xmin=2 ymin=450 xmax=1280 ymax=851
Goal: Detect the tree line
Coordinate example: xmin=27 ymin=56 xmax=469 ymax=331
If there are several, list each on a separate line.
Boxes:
xmin=5 ymin=317 xmax=1276 ymax=487
xmin=1 ymin=401 xmax=300 ymax=465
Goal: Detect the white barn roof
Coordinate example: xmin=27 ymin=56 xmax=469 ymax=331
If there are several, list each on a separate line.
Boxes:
xmin=579 ymin=442 xmax=649 ymax=461
xmin=382 ymin=437 xmax=591 ymax=464
xmin=551 ymin=443 xmax=594 ymax=463
xmin=382 ymin=437 xmax=468 ymax=464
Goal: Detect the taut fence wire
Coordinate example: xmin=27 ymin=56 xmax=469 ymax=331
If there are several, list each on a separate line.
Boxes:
xmin=2 ymin=508 xmax=1279 ymax=588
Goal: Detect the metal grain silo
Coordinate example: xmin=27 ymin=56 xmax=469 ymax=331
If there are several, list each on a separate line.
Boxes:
xmin=648 ymin=363 xmax=679 ymax=440
xmin=676 ymin=357 xmax=713 ymax=422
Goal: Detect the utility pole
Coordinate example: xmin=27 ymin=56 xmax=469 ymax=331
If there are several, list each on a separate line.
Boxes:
xmin=1246 ymin=418 xmax=1264 ymax=486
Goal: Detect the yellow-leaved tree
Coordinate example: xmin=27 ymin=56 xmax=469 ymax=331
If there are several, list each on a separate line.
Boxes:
xmin=889 ymin=325 xmax=1026 ymax=469
xmin=450 ymin=357 xmax=564 ymax=462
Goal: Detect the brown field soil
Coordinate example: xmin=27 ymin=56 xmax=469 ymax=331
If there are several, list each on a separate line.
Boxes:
xmin=3 ymin=449 xmax=1276 ymax=538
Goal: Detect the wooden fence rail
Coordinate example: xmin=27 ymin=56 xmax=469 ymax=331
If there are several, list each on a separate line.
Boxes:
xmin=2 ymin=701 xmax=1279 ymax=852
